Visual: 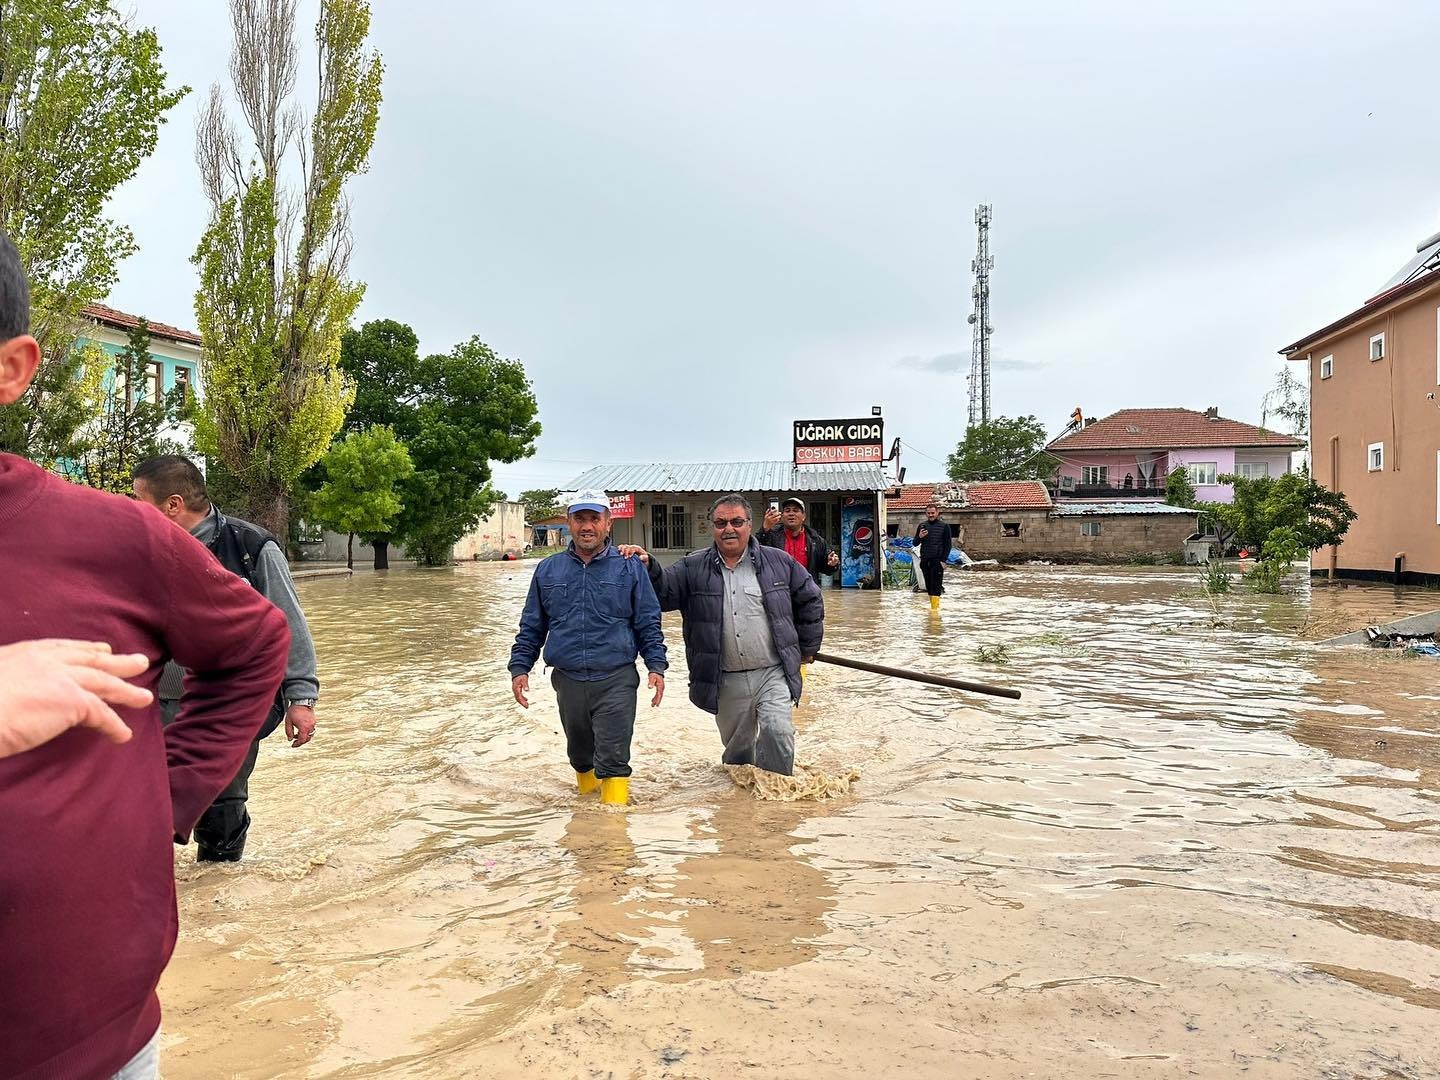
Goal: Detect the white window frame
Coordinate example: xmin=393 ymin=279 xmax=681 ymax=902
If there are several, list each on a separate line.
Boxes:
xmin=1368 ymin=442 xmax=1384 ymax=472
xmin=1186 ymin=461 xmax=1218 ymax=486
xmin=1320 ymin=354 xmax=1333 ymax=380
xmin=1370 ymin=333 xmax=1385 ymax=361
xmin=1081 ymin=465 xmax=1108 ymax=486
xmin=1080 ymin=521 xmax=1101 ymax=537
xmin=1235 ymin=462 xmax=1269 ymax=480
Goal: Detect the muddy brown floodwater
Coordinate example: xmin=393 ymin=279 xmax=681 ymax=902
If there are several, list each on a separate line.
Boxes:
xmin=159 ymin=563 xmax=1439 ymax=1079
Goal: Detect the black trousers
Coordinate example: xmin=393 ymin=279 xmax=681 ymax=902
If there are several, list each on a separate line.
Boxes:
xmin=161 ymin=695 xmax=284 ymax=858
xmin=551 ymin=666 xmax=640 ymax=779
xmin=921 ymin=557 xmax=946 ymax=597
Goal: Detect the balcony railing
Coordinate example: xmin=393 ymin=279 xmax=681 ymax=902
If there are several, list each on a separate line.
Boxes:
xmin=1056 ymin=479 xmax=1168 ymax=499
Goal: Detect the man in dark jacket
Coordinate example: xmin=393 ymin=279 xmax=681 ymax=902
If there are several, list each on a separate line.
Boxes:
xmin=914 ymin=501 xmax=955 ymax=611
xmin=758 ymin=496 xmax=839 ymax=586
xmin=510 ymin=489 xmax=667 ymax=806
xmin=619 ymin=493 xmax=823 ymax=776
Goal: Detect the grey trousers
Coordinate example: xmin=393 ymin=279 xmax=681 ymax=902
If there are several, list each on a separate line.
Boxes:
xmin=715 ymin=665 xmax=795 ymax=776
xmin=111 ymin=1029 xmax=159 ymax=1079
xmin=551 ymin=666 xmax=640 ymax=779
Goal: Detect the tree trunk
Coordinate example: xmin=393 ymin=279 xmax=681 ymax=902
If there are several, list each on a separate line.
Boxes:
xmin=346 ymin=532 xmax=354 ymax=570
xmin=373 ymin=538 xmax=390 ymax=571
xmin=244 ymin=487 xmax=289 ymax=542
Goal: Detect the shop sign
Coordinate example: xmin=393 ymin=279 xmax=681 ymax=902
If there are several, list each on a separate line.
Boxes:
xmin=793 ymin=417 xmax=884 ymax=465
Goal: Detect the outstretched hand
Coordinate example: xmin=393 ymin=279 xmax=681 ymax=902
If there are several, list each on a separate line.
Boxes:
xmin=0 ymin=640 xmax=152 ymax=759
xmin=762 ymin=507 xmax=780 ymax=531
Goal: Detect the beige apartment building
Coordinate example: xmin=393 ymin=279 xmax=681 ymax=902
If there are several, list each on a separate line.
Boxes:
xmin=1280 ymin=233 xmax=1440 ymax=582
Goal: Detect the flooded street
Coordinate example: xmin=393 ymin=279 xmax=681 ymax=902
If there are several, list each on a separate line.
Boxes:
xmin=160 ymin=563 xmax=1438 ymax=1079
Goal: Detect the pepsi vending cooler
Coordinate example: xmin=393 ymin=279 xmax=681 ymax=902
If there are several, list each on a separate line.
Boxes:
xmin=840 ymin=497 xmax=879 ymax=588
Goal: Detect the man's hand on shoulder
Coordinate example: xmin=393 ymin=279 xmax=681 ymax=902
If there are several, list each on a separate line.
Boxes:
xmin=616 ymin=545 xmax=650 ymax=565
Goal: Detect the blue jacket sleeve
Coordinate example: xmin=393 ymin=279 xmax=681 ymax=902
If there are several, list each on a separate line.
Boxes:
xmin=790 ymin=556 xmax=825 ymax=657
xmin=631 ymin=560 xmax=668 ymax=674
xmin=509 ymin=572 xmax=548 ymax=676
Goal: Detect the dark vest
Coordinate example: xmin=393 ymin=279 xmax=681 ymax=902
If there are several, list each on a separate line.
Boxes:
xmin=207 ymin=509 xmax=279 ymax=590
xmin=158 ymin=508 xmax=281 ymax=704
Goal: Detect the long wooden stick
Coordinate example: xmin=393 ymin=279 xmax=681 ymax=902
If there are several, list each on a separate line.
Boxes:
xmin=812 ymin=651 xmax=1022 ymax=700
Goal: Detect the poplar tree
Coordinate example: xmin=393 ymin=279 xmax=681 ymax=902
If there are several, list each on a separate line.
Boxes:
xmin=0 ymin=0 xmax=186 ymax=463
xmin=192 ymin=0 xmax=382 ymax=537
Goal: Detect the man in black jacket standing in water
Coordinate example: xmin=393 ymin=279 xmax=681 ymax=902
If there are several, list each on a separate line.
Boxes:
xmin=914 ymin=501 xmax=954 ymax=612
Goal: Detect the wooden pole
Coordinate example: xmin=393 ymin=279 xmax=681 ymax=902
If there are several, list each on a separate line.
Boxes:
xmin=812 ymin=651 xmax=1021 ymax=700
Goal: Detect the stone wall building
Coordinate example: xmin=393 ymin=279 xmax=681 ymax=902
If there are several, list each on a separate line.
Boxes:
xmin=887 ymin=482 xmax=1198 ymax=563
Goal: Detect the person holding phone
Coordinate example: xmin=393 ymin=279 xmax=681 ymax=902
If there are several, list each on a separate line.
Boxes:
xmin=758 ymin=497 xmax=839 ymax=587
xmin=914 ymin=501 xmax=955 ymax=611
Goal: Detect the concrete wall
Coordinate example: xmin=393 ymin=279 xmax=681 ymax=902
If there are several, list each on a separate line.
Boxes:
xmin=1307 ymin=279 xmax=1440 ymax=578
xmin=309 ymin=500 xmax=529 ymax=564
xmin=453 ymin=500 xmax=527 ymax=560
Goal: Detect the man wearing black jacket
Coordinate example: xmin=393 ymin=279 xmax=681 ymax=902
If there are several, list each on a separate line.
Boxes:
xmin=758 ymin=497 xmax=839 ymax=586
xmin=913 ymin=501 xmax=955 ymax=611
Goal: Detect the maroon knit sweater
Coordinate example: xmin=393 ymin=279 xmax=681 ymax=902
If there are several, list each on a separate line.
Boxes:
xmin=0 ymin=454 xmax=290 ymax=1080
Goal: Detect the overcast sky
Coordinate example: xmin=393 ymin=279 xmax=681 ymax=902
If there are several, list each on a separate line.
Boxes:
xmin=107 ymin=0 xmax=1440 ymax=494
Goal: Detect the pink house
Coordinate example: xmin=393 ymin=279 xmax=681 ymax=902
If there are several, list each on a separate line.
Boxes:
xmin=1045 ymin=408 xmax=1305 ymax=504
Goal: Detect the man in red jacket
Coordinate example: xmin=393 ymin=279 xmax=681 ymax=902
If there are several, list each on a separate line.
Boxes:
xmin=0 ymin=230 xmax=291 ymax=1080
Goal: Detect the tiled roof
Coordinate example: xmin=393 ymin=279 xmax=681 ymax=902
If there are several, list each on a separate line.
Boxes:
xmin=568 ymin=460 xmax=890 ymax=494
xmin=82 ymin=304 xmax=202 ymax=347
xmin=1046 ymin=408 xmax=1304 ymax=452
xmin=1052 ymin=501 xmax=1198 ymax=516
xmin=887 ymin=481 xmax=1052 ymax=511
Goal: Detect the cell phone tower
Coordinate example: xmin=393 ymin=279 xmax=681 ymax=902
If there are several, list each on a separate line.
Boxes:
xmin=966 ymin=203 xmax=994 ymax=428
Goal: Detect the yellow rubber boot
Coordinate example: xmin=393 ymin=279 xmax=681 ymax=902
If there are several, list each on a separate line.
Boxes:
xmin=599 ymin=777 xmax=630 ymax=806
xmin=930 ymin=595 xmax=940 ymax=611
xmin=576 ymin=769 xmax=599 ymax=795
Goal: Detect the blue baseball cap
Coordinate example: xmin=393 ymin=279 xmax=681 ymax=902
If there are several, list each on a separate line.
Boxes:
xmin=567 ymin=489 xmax=610 ymax=514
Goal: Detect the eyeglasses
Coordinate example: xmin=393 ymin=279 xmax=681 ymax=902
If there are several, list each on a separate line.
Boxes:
xmin=712 ymin=516 xmax=750 ymax=529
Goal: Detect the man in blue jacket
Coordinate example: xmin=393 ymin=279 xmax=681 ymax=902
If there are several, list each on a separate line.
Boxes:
xmin=619 ymin=494 xmax=823 ymax=777
xmin=509 ymin=490 xmax=667 ymax=805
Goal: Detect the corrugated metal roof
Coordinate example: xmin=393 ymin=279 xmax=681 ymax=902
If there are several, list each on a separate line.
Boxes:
xmin=569 ymin=460 xmax=890 ymax=494
xmin=1052 ymin=501 xmax=1198 ymax=516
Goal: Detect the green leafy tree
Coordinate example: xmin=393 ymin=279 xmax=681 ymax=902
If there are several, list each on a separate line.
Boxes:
xmin=395 ymin=338 xmax=541 ymax=566
xmin=1203 ymin=471 xmax=1356 ymax=591
xmin=192 ymin=0 xmax=383 ymax=538
xmin=519 ymin=488 xmax=563 ymax=521
xmin=308 ymin=425 xmax=412 ymax=569
xmin=331 ymin=321 xmax=541 ymax=568
xmin=0 ymin=0 xmax=187 ymax=462
xmin=1165 ymin=465 xmax=1197 ymax=508
xmin=946 ymin=415 xmax=1057 ymax=481
xmin=69 ymin=320 xmax=190 ymax=493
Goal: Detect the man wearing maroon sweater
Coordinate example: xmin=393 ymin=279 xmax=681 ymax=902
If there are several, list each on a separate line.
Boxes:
xmin=0 ymin=231 xmax=292 ymax=1080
